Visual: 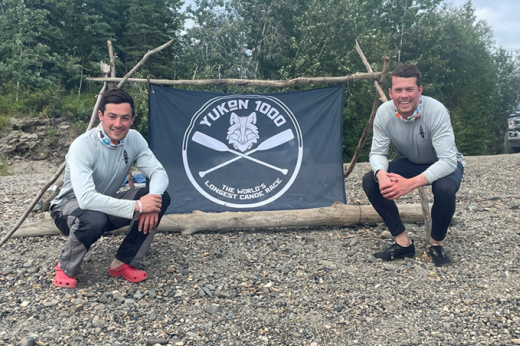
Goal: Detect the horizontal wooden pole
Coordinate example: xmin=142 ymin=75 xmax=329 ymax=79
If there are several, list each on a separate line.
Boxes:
xmin=85 ymin=72 xmax=382 ymax=88
xmin=14 ymin=202 xmax=437 ymax=238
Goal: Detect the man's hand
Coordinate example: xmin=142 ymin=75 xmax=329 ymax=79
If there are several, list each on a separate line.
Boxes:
xmin=136 ymin=212 xmax=159 ymax=234
xmin=136 ymin=194 xmax=162 ymax=214
xmin=378 ymin=172 xmax=428 ymax=200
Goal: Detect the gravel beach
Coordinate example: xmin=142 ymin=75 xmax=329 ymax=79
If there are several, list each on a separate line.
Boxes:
xmin=1 ymin=154 xmax=520 ymax=346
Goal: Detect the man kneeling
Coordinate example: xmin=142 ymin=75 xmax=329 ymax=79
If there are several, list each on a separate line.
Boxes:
xmin=50 ymin=89 xmax=170 ymax=288
xmin=363 ymin=64 xmax=464 ymax=267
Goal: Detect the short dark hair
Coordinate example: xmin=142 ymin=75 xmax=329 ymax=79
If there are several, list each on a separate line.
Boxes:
xmin=390 ymin=64 xmax=422 ymax=88
xmin=99 ymin=89 xmax=135 ymax=117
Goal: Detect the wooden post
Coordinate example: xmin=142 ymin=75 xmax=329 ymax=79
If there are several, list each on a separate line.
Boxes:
xmin=344 ymin=56 xmax=390 ymax=178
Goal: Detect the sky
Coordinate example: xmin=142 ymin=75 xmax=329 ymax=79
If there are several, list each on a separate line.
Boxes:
xmin=448 ymin=0 xmax=520 ymax=50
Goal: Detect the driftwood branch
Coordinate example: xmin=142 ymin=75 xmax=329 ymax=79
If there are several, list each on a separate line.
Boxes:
xmin=107 ymin=40 xmax=117 ymax=90
xmin=13 ymin=203 xmax=440 ymax=238
xmin=87 ymin=72 xmax=382 ymax=88
xmin=344 ymin=57 xmax=390 ymax=177
xmin=41 ymin=180 xmax=63 ymax=213
xmin=108 ymin=41 xmax=116 ymax=77
xmin=117 ymin=38 xmax=175 ymax=89
xmin=1 ymin=39 xmax=174 ymax=248
xmin=418 ymin=188 xmax=432 ymax=243
xmin=355 ymin=40 xmax=388 ymax=102
xmin=0 ymin=163 xmax=65 ymax=247
xmin=87 ymin=82 xmax=107 ymax=130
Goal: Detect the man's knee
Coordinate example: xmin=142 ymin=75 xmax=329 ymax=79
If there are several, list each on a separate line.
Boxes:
xmin=432 ymin=178 xmax=458 ymax=200
xmin=362 ymin=171 xmax=379 ymax=196
xmin=70 ymin=210 xmax=110 ymax=248
xmin=162 ymin=192 xmax=171 ymax=209
xmin=158 ymin=191 xmax=171 ymax=218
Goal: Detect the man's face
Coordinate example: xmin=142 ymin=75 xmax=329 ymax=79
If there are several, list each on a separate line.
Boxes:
xmin=389 ymin=76 xmax=423 ymax=119
xmin=98 ymin=103 xmax=134 ymax=141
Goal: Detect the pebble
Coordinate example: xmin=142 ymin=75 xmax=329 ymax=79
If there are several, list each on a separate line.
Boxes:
xmin=367 ymin=256 xmax=378 ymax=263
xmin=146 ymin=338 xmax=168 ymax=345
xmin=414 ymin=265 xmax=428 ymax=277
xmin=20 ymin=337 xmax=36 ymax=346
xmin=318 ymin=260 xmax=334 ymax=267
xmin=92 ymin=315 xmax=106 ymax=327
xmin=467 ymin=203 xmax=478 ymax=211
xmin=148 ymin=289 xmax=156 ymax=299
xmin=205 ymin=305 xmax=222 ymax=314
xmin=374 ymin=226 xmax=385 ymax=234
xmin=148 ymin=311 xmax=157 ymax=320
xmin=186 ymin=331 xmax=201 ymax=340
xmin=380 ymin=231 xmax=393 ymax=239
xmin=203 ymin=286 xmax=213 ymax=298
xmin=43 ymin=300 xmax=58 ymax=307
xmin=383 ymin=264 xmax=397 ymax=271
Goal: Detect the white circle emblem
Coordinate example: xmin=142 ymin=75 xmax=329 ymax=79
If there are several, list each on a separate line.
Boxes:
xmin=182 ymin=95 xmax=303 ymax=208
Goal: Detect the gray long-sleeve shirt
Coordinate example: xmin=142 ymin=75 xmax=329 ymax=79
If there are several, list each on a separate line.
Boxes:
xmin=369 ymin=96 xmax=465 ymax=184
xmin=51 ymin=128 xmax=169 ymax=219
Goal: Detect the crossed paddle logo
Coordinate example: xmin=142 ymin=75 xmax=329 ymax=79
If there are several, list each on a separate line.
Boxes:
xmin=192 ymin=129 xmax=294 ymax=177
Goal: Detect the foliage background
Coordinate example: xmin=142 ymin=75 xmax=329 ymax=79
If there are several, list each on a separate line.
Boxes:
xmin=0 ymin=0 xmax=519 ymax=160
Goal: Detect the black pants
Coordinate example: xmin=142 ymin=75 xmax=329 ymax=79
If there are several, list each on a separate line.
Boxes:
xmin=362 ymin=158 xmax=463 ymax=241
xmin=51 ymin=188 xmax=171 ymax=277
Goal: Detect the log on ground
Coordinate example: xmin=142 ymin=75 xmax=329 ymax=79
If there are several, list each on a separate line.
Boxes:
xmin=14 ymin=202 xmax=435 ymax=237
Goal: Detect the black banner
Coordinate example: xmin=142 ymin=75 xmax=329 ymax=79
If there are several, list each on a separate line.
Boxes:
xmin=148 ymin=85 xmax=346 ymax=214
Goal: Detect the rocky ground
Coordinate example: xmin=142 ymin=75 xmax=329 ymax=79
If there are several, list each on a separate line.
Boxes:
xmin=1 ymin=155 xmax=520 ymax=346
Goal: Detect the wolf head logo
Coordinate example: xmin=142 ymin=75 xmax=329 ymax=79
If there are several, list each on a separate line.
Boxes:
xmin=227 ymin=112 xmax=259 ymax=152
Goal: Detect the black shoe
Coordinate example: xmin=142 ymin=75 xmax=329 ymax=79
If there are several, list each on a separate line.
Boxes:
xmin=429 ymin=245 xmax=452 ymax=267
xmin=373 ymin=241 xmax=415 ymax=261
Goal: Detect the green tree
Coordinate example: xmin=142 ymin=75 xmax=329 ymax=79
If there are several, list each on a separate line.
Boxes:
xmin=0 ymin=0 xmax=78 ymax=97
xmin=494 ymin=47 xmax=520 ymax=112
xmin=121 ymin=0 xmax=183 ymax=78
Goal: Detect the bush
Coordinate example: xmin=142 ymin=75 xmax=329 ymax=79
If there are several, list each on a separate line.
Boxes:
xmin=0 ymin=82 xmax=101 ymax=134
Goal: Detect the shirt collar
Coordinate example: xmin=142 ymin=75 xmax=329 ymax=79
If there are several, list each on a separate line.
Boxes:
xmin=394 ymin=96 xmax=422 ymax=122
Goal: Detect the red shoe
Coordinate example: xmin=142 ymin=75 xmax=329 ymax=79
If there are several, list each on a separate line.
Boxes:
xmin=54 ymin=263 xmax=77 ymax=289
xmin=108 ymin=263 xmax=148 ymax=283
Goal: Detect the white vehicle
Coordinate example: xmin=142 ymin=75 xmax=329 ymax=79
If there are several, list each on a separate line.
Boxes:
xmin=504 ymin=101 xmax=520 ymax=154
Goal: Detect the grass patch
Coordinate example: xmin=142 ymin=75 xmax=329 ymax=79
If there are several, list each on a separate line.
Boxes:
xmin=0 ymin=155 xmax=12 ymax=176
xmin=0 ymin=114 xmax=9 ymax=135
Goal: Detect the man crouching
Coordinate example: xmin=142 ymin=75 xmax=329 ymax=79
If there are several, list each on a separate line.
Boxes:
xmin=50 ymin=89 xmax=170 ymax=288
